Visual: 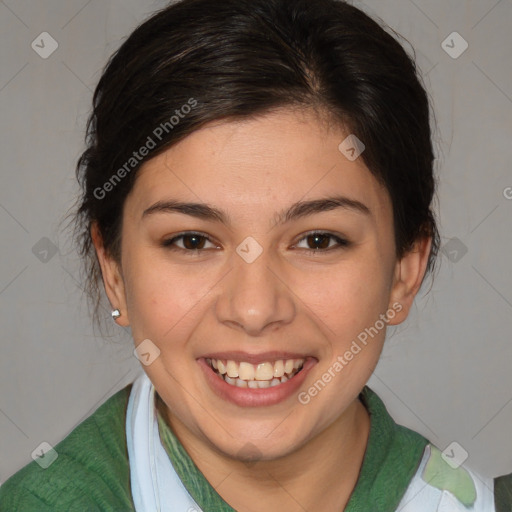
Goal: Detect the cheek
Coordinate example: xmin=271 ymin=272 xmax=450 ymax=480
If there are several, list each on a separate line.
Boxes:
xmin=298 ymin=257 xmax=393 ymax=411
xmin=300 ymin=254 xmax=393 ymax=339
xmin=123 ymin=251 xmax=221 ymax=345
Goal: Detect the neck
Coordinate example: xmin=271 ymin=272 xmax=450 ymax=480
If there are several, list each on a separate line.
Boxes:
xmin=160 ymin=397 xmax=371 ymax=512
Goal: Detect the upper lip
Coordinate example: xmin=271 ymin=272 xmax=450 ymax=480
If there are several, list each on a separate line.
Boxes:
xmin=200 ymin=351 xmax=313 ymax=364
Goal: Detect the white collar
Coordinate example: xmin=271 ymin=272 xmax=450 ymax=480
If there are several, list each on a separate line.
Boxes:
xmin=126 ymin=371 xmax=203 ymax=512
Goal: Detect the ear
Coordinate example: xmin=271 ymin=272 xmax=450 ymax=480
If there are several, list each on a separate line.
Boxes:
xmin=387 ymin=236 xmax=432 ymax=326
xmin=91 ymin=222 xmax=130 ymax=327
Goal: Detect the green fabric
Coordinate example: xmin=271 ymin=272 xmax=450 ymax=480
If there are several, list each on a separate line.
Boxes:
xmin=333 ymin=386 xmax=428 ymax=511
xmin=495 ymin=472 xmax=512 ymax=512
xmin=422 ymin=445 xmax=476 ymax=506
xmin=1 ymin=380 xmax=511 ymax=511
xmin=0 ymin=385 xmax=135 ymax=512
xmin=155 ymin=385 xmax=429 ymax=512
xmin=156 ymin=405 xmax=235 ymax=511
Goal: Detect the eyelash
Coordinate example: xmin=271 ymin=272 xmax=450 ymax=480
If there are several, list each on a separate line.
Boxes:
xmin=161 ymin=231 xmax=351 ymax=254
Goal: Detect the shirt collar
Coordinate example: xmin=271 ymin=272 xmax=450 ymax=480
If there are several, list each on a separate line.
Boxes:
xmin=156 ymin=385 xmax=428 ymax=512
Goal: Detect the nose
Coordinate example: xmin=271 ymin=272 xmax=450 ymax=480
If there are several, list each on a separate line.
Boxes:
xmin=215 ymin=247 xmax=296 ymax=336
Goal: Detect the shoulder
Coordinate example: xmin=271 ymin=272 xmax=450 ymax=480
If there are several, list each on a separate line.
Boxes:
xmin=495 ymin=471 xmax=512 ymax=512
xmin=398 ymin=443 xmax=512 ymax=511
xmin=0 ymin=383 xmax=135 ymax=511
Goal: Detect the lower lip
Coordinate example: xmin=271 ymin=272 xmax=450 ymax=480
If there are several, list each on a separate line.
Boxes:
xmin=198 ymin=358 xmax=316 ymax=407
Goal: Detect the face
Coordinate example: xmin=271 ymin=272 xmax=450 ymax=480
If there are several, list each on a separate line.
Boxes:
xmin=95 ymin=108 xmax=430 ymax=461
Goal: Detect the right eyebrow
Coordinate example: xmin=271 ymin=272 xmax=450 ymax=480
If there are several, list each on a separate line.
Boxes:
xmin=142 ymin=200 xmax=227 ymax=223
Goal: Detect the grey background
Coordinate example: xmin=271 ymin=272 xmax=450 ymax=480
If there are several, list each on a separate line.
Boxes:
xmin=1 ymin=0 xmax=511 ymax=484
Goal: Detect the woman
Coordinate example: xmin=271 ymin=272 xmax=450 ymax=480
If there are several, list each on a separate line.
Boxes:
xmin=1 ymin=0 xmax=510 ymax=510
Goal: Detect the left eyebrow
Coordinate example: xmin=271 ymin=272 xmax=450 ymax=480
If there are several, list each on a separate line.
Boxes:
xmin=272 ymin=195 xmax=371 ymax=227
xmin=141 ymin=195 xmax=371 ymax=227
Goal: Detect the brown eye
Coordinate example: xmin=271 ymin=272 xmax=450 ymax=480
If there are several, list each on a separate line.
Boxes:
xmin=307 ymin=233 xmax=330 ymax=249
xmin=295 ymin=232 xmax=350 ymax=252
xmin=162 ymin=232 xmax=217 ymax=251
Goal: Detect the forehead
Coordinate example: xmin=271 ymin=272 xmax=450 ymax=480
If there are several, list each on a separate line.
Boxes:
xmin=126 ymin=109 xmax=392 ymax=223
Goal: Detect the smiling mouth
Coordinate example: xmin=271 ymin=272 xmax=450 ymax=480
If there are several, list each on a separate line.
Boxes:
xmin=206 ymin=357 xmax=305 ymax=389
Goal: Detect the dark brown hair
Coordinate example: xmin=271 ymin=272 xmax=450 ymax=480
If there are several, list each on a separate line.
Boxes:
xmin=71 ymin=0 xmax=440 ymax=326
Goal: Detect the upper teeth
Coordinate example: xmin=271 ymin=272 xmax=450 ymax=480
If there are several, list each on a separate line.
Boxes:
xmin=208 ymin=358 xmax=304 ymax=381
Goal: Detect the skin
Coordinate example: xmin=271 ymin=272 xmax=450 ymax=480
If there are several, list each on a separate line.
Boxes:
xmin=93 ymin=107 xmax=431 ymax=511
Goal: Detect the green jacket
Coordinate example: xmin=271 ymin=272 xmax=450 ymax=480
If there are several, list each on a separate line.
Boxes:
xmin=0 ymin=383 xmax=510 ymax=511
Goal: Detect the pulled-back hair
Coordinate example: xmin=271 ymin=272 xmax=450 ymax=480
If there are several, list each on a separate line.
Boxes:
xmin=72 ymin=0 xmax=439 ymax=326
